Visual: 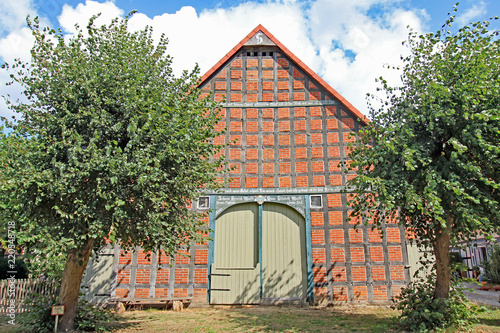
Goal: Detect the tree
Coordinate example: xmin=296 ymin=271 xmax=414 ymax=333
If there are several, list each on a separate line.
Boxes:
xmin=0 ymin=14 xmax=225 ymax=331
xmin=348 ymin=7 xmax=499 ymax=314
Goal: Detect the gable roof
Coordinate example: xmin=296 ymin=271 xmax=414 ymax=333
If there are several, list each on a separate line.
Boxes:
xmin=199 ymin=24 xmax=369 ymax=124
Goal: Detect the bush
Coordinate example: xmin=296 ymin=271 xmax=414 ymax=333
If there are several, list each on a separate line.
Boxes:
xmin=392 ymin=273 xmax=483 ymax=332
xmin=75 ymin=298 xmax=114 ymax=332
xmin=481 ymin=244 xmax=500 ymax=283
xmin=18 ymin=291 xmax=114 ymax=332
xmin=17 ymin=292 xmax=58 ymax=333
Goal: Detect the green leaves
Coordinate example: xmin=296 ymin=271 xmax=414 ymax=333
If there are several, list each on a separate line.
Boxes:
xmin=348 ymin=12 xmax=500 ymax=249
xmin=0 ymin=14 xmax=227 ymax=258
xmin=393 ymin=273 xmax=483 ymax=332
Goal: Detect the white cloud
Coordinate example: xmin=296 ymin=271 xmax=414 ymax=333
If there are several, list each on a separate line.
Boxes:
xmin=0 ymin=27 xmax=34 ymax=64
xmin=0 ymin=0 xmax=52 ymax=63
xmin=0 ymin=0 xmax=36 ymax=36
xmin=0 ymin=0 xmax=432 ymax=120
xmin=307 ymin=0 xmax=424 ymax=114
xmin=58 ymin=0 xmax=124 ymax=35
xmin=0 ymin=0 xmax=38 ymax=121
xmin=0 ymin=0 xmax=57 ymax=120
xmin=456 ymin=1 xmax=487 ymax=26
xmin=0 ymin=1 xmax=124 ymax=120
xmin=0 ymin=25 xmax=35 ymax=120
xmin=127 ymin=2 xmax=315 ymax=79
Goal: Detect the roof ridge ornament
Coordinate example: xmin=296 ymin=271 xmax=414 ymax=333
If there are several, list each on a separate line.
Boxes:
xmin=256 ymin=32 xmax=263 ymax=44
xmin=245 ymin=30 xmax=276 ymax=46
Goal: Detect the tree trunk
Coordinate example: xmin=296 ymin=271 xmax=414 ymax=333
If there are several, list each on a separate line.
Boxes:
xmin=433 ymin=219 xmax=451 ymax=302
xmin=57 ymin=237 xmax=95 ymax=332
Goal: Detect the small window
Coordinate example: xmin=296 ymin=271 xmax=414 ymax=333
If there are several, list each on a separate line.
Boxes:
xmin=262 ymin=52 xmax=267 ymax=56
xmin=310 ymin=195 xmax=323 ymax=208
xmin=198 ymin=197 xmax=210 ymax=209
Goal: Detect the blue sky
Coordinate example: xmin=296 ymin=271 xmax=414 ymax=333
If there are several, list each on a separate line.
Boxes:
xmin=0 ymin=0 xmax=498 ymax=119
xmin=29 ymin=0 xmax=499 ymax=34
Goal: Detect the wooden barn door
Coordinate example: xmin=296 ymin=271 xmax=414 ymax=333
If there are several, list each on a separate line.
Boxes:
xmin=210 ymin=202 xmax=307 ymax=304
xmin=262 ymin=203 xmax=307 ymax=302
xmin=210 ymin=203 xmax=260 ymax=304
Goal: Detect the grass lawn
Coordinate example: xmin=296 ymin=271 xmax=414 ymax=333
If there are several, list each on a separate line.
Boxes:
xmin=2 ymin=304 xmax=499 ymax=332
xmin=108 ymin=305 xmax=399 ymax=333
xmin=105 ymin=304 xmax=500 ymax=333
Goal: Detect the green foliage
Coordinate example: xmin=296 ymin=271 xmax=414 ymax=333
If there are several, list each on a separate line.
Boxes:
xmin=348 ymin=6 xmax=500 ymax=250
xmin=18 ymin=293 xmax=58 ymax=333
xmin=481 ymin=244 xmax=500 ymax=283
xmin=23 ymin=246 xmax=66 ymax=281
xmin=18 ymin=292 xmax=113 ymax=332
xmin=348 ymin=4 xmax=499 ymax=330
xmin=0 ymin=13 xmax=227 ymax=329
xmin=392 ymin=274 xmax=483 ymax=332
xmin=0 ymin=235 xmax=68 ymax=281
xmin=74 ymin=298 xmax=114 ymax=332
xmin=0 ymin=13 xmax=226 ymax=260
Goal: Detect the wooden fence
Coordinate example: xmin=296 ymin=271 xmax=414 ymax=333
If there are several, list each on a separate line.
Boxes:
xmin=0 ymin=278 xmax=58 ymax=314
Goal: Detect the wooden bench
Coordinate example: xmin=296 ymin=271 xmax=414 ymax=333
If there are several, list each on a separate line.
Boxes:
xmin=109 ymin=297 xmax=193 ymax=312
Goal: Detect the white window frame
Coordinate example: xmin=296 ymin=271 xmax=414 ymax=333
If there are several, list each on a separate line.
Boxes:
xmin=197 ymin=196 xmax=210 ymax=210
xmin=310 ymin=195 xmax=323 ymax=208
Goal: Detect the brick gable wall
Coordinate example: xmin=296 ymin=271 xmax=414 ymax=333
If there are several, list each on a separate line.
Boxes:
xmin=113 ymin=47 xmax=409 ymax=304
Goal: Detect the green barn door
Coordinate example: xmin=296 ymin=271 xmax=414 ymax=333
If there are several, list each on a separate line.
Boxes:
xmin=262 ymin=203 xmax=307 ymax=302
xmin=210 ymin=202 xmax=307 ymax=304
xmin=210 ymin=203 xmax=260 ymax=304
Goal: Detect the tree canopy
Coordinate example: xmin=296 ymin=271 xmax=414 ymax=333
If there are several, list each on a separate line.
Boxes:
xmin=347 ymin=7 xmax=499 ymax=304
xmin=0 ymin=14 xmax=225 ymax=331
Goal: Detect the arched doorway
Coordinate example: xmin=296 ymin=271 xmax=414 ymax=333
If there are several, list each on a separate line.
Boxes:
xmin=210 ymin=202 xmax=307 ymax=304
